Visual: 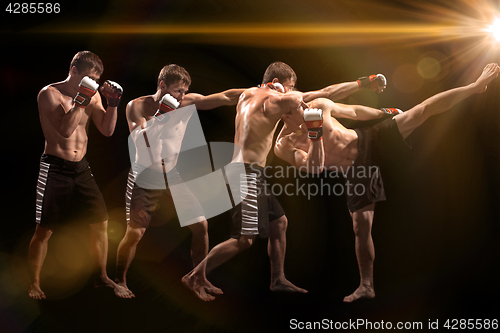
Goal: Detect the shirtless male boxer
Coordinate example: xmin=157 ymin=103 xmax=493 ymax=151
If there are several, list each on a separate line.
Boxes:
xmin=29 ymin=51 xmax=127 ymax=299
xmin=274 ymin=63 xmax=500 ymax=302
xmin=182 ymin=62 xmax=388 ymax=301
xmin=115 ymin=64 xmax=246 ymax=298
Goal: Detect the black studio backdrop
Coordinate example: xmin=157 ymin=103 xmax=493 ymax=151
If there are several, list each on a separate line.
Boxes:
xmin=2 ymin=1 xmax=500 ymax=332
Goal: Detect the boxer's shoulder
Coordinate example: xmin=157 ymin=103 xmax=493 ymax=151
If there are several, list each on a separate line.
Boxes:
xmin=38 ymin=83 xmax=66 ymax=109
xmin=128 ymin=95 xmax=156 ymax=111
xmin=309 ymin=97 xmax=334 ymax=109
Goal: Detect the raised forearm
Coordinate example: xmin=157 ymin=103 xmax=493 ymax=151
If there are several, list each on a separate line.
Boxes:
xmin=305 ymin=140 xmax=324 ymax=174
xmin=303 ymin=81 xmax=359 ymax=103
xmin=95 ymin=106 xmax=118 ymax=137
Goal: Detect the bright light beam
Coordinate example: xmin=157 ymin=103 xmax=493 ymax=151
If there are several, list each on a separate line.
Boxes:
xmin=487 ymin=18 xmax=500 ymax=41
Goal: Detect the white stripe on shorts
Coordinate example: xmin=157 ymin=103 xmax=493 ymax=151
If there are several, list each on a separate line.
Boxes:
xmin=240 ymin=172 xmax=259 ymax=235
xmin=125 ymin=169 xmax=138 ymax=224
xmin=35 ymin=161 xmax=50 ymax=224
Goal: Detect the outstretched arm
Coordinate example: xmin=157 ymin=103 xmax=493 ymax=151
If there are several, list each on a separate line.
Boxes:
xmin=310 ymin=98 xmax=385 ymax=121
xmin=181 ymin=89 xmax=245 ymax=110
xmin=301 ymin=81 xmax=359 ymax=103
xmin=301 ymin=74 xmax=387 ymax=103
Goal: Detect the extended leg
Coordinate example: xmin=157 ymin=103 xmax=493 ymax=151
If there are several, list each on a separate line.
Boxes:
xmin=395 ymin=63 xmax=500 ymax=139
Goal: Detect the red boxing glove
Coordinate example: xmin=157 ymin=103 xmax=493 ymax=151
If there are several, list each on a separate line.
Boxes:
xmin=357 ymin=74 xmax=387 ymax=93
xmin=381 ymin=108 xmax=403 ymax=115
xmin=74 ymin=76 xmax=98 ymax=108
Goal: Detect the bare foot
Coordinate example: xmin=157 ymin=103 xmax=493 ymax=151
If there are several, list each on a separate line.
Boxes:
xmin=182 ymin=274 xmax=221 ymax=301
xmin=205 ymin=279 xmax=223 ymax=295
xmin=114 ymin=283 xmax=135 ymax=299
xmin=28 ymin=284 xmax=46 ymax=300
xmin=343 ymin=285 xmax=375 ymax=303
xmin=270 ymin=278 xmax=308 ymax=293
xmin=94 ymin=277 xmax=135 ymax=299
xmin=473 ymin=63 xmax=500 ymax=93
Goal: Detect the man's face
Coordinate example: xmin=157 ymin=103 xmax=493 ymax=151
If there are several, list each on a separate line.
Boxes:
xmin=163 ymin=81 xmax=189 ymax=102
xmin=280 ymin=78 xmax=296 ymax=93
xmin=74 ymin=67 xmax=101 ymax=84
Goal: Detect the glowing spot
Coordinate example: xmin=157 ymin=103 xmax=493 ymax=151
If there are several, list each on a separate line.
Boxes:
xmin=392 ymin=64 xmax=424 ymax=94
xmin=107 ymin=220 xmax=125 ymax=242
xmin=488 ymin=18 xmax=500 ymax=41
xmin=417 ymin=57 xmax=441 ymax=79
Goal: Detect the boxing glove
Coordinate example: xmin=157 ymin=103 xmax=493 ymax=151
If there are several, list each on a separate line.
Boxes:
xmin=381 ymin=108 xmax=403 ymax=115
xmin=260 ymin=82 xmax=285 ymax=93
xmin=357 ymin=74 xmax=387 ymax=93
xmin=74 ymin=76 xmax=99 ymax=108
xmin=269 ymin=82 xmax=285 ymax=93
xmin=100 ymin=80 xmax=123 ymax=107
xmin=154 ymin=93 xmax=179 ymax=123
xmin=304 ymin=108 xmax=323 ymax=141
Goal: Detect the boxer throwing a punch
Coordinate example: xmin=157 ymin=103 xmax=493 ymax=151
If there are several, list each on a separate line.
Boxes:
xmin=181 ymin=61 xmax=384 ymax=301
xmin=29 ymin=51 xmax=128 ymax=299
xmin=116 ymin=64 xmax=245 ymax=297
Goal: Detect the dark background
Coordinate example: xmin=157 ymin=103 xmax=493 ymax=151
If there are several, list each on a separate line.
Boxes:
xmin=1 ymin=0 xmax=499 ymax=332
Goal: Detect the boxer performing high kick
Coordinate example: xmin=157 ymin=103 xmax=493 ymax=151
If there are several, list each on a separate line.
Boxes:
xmin=275 ymin=63 xmax=500 ymax=302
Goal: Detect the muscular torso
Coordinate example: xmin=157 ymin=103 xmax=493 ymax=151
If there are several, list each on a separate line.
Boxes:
xmin=39 ymin=83 xmax=94 ymax=162
xmin=234 ymin=88 xmax=291 ymax=167
xmin=277 ymin=106 xmax=360 ymax=170
xmin=128 ymin=96 xmax=193 ymax=173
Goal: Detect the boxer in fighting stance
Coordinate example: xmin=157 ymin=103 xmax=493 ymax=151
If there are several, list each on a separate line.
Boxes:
xmin=29 ymin=51 xmax=126 ymax=299
xmin=182 ymin=62 xmax=387 ymax=301
xmin=274 ymin=63 xmax=500 ymax=302
xmin=115 ymin=64 xmax=245 ymax=298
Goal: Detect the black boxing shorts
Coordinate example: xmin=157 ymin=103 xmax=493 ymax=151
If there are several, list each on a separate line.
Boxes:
xmin=35 ymin=154 xmax=108 ymax=229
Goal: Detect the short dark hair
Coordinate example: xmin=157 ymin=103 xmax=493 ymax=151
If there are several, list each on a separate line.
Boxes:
xmin=69 ymin=51 xmax=103 ymax=76
xmin=157 ymin=64 xmax=191 ymax=88
xmin=262 ymin=61 xmax=297 ymax=85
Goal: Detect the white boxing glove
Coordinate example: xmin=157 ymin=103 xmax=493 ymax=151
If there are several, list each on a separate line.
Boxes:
xmin=74 ymin=76 xmax=99 ymax=108
xmin=154 ymin=94 xmax=180 ymax=123
xmin=303 ymin=108 xmax=323 ymax=141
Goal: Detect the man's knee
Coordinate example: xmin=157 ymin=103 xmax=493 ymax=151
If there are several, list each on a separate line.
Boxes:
xmin=187 ymin=220 xmax=208 ymax=238
xmin=33 ymin=224 xmax=53 ymax=241
xmin=124 ymin=225 xmax=146 ymax=246
xmin=89 ymin=220 xmax=108 ymax=233
xmin=238 ymin=235 xmax=256 ymax=250
xmin=270 ymin=215 xmax=288 ymax=234
xmin=352 ymin=214 xmax=373 ymax=237
xmin=351 ymin=206 xmax=374 ymax=236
